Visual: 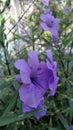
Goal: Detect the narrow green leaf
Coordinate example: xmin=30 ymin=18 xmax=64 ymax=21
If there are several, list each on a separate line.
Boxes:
xmin=69 ymin=100 xmax=73 ymax=121
xmin=57 ymin=113 xmax=70 ymax=130
xmin=0 ymin=79 xmax=5 ymax=89
xmin=1 ymin=90 xmax=18 ymax=117
xmin=49 ymin=128 xmax=59 ymax=130
xmin=0 ymin=14 xmax=3 ymax=23
xmin=0 ymin=109 xmax=41 ymax=127
xmin=68 ymin=61 xmax=73 ymax=71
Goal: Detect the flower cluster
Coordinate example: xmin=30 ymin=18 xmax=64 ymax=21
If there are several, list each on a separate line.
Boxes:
xmin=40 ymin=9 xmax=60 ymax=44
xmin=14 ymin=50 xmax=59 ymax=119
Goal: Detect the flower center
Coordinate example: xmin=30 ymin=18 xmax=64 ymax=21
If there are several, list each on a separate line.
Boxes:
xmin=47 ymin=20 xmax=54 ymax=27
xmin=31 ymin=76 xmax=36 ymax=84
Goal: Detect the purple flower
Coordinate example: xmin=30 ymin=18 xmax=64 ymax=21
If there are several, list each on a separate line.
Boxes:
xmin=19 ymin=30 xmax=29 ymax=36
xmin=71 ymin=125 xmax=73 ymax=130
xmin=42 ymin=0 xmax=50 ymax=6
xmin=14 ymin=50 xmax=59 ymax=118
xmin=40 ymin=9 xmax=60 ymax=44
xmin=15 ymin=51 xmax=49 ymax=108
xmin=65 ymin=6 xmax=71 ymax=13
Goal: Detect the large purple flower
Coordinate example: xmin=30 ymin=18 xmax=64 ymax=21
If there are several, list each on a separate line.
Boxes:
xmin=40 ymin=9 xmax=60 ymax=44
xmin=15 ymin=51 xmax=49 ymax=108
xmin=14 ymin=50 xmax=59 ymax=118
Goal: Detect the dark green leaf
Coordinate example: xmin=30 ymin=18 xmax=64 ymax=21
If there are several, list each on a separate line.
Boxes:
xmin=0 ymin=109 xmax=41 ymax=127
xmin=1 ymin=90 xmax=18 ymax=117
xmin=57 ymin=113 xmax=70 ymax=130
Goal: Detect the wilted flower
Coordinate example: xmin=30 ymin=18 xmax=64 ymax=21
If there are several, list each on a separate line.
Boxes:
xmin=14 ymin=50 xmax=59 ymax=119
xmin=52 ymin=3 xmax=58 ymax=10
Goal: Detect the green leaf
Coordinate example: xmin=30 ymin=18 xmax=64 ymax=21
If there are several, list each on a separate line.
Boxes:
xmin=0 ymin=109 xmax=41 ymax=127
xmin=57 ymin=113 xmax=70 ymax=130
xmin=1 ymin=90 xmax=18 ymax=117
xmin=0 ymin=14 xmax=3 ymax=23
xmin=49 ymin=128 xmax=59 ymax=130
xmin=69 ymin=100 xmax=73 ymax=121
xmin=0 ymin=79 xmax=5 ymax=89
xmin=12 ymin=80 xmax=20 ymax=90
xmin=68 ymin=61 xmax=73 ymax=71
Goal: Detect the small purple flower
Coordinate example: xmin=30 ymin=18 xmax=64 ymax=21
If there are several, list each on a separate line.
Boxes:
xmin=40 ymin=9 xmax=60 ymax=44
xmin=65 ymin=6 xmax=71 ymax=13
xmin=71 ymin=125 xmax=73 ymax=130
xmin=42 ymin=0 xmax=50 ymax=6
xmin=14 ymin=50 xmax=59 ymax=118
xmin=19 ymin=30 xmax=29 ymax=36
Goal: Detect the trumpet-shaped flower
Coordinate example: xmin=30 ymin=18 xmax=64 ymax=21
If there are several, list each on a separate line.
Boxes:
xmin=40 ymin=9 xmax=60 ymax=44
xmin=15 ymin=51 xmax=49 ymax=108
xmin=14 ymin=50 xmax=59 ymax=119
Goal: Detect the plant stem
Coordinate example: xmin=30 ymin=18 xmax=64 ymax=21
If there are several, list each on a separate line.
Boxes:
xmin=1 ymin=41 xmax=11 ymax=75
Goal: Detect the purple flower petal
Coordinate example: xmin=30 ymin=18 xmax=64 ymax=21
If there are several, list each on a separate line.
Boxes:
xmin=46 ymin=52 xmax=59 ymax=96
xmin=22 ymin=97 xmax=47 ymax=119
xmin=14 ymin=59 xmax=30 ymax=72
xmin=40 ymin=14 xmax=47 ymax=22
xmin=28 ymin=50 xmax=39 ymax=74
xmin=15 ymin=59 xmax=31 ymax=84
xmin=15 ymin=74 xmax=21 ymax=82
xmin=35 ymin=61 xmax=49 ymax=94
xmin=44 ymin=9 xmax=52 ymax=15
xmin=42 ymin=0 xmax=49 ymax=6
xmin=20 ymin=71 xmax=31 ymax=84
xmin=40 ymin=22 xmax=50 ymax=31
xmin=19 ymin=84 xmax=42 ymax=108
xmin=47 ymin=51 xmax=53 ymax=61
